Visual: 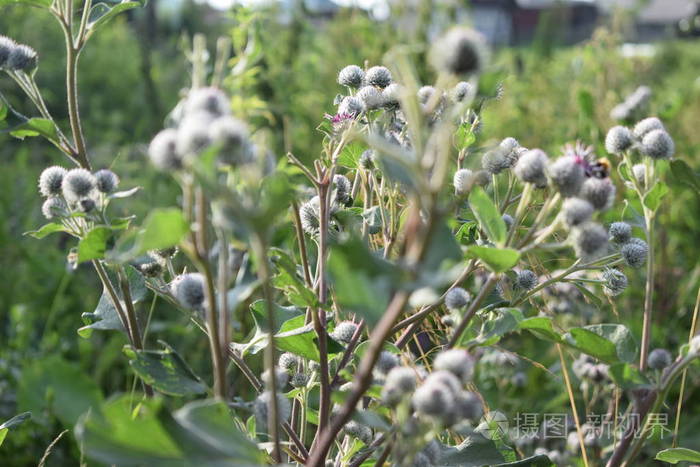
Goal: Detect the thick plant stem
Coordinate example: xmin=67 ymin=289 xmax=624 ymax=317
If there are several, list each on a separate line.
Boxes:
xmin=639 ymin=212 xmax=655 ymax=371
xmin=251 ymin=235 xmax=282 ymax=464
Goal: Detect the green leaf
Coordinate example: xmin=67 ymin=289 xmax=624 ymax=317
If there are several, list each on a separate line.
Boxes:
xmin=327 ymin=235 xmax=400 ymax=327
xmin=470 ymin=308 xmax=524 ymax=347
xmin=518 ymin=317 xmax=561 ymax=342
xmin=655 ymin=447 xmax=700 ymax=464
xmin=0 ymin=412 xmax=30 ymax=430
xmin=494 ymin=454 xmax=554 ymax=466
xmin=608 ymin=363 xmax=651 ymax=390
xmin=669 ymin=159 xmax=700 ymax=194
xmin=88 ymin=1 xmax=146 ymax=35
xmin=337 ymin=141 xmax=365 ymax=168
xmin=436 ymin=432 xmax=505 ymax=466
xmin=9 ymin=118 xmax=59 ymax=144
xmin=422 ymin=220 xmax=463 ymax=273
xmin=643 ymin=181 xmax=669 ymax=211
xmin=23 ymin=222 xmax=68 ymax=239
xmin=270 ymin=247 xmax=318 ymax=308
xmin=18 ymin=356 xmax=103 ymax=427
xmin=249 ymin=300 xmax=303 ymax=333
xmin=135 ymin=208 xmax=188 ymax=254
xmin=466 ymin=245 xmax=520 ymax=273
xmin=581 ymin=324 xmax=637 ymax=363
xmin=564 ymin=328 xmax=618 ymax=364
xmin=469 ymin=186 xmax=506 ymax=246
xmin=0 ymin=429 xmax=6 ymax=448
xmin=455 ymin=124 xmax=476 ymax=150
xmin=79 ymin=265 xmax=146 ymax=337
xmin=126 ymin=341 xmax=207 ymax=397
xmin=78 ymin=226 xmax=111 ymax=262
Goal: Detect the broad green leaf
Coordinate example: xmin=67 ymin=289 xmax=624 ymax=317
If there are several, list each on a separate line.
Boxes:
xmin=643 ymin=181 xmax=669 ymax=211
xmin=467 ymin=245 xmax=520 ymax=272
xmin=469 ymin=186 xmax=506 ymax=246
xmin=9 ymin=118 xmax=59 ymax=144
xmin=350 ymin=410 xmax=390 ymax=431
xmin=172 ymin=400 xmax=264 ymax=464
xmin=125 ymin=342 xmax=207 ymax=397
xmin=655 ymin=447 xmax=700 ymax=464
xmin=23 ymin=222 xmax=68 ymax=239
xmin=78 ymin=226 xmax=111 ymax=262
xmin=454 ymin=124 xmax=476 ymax=150
xmin=495 ymin=454 xmax=554 ymax=466
xmin=470 ymin=308 xmax=524 ymax=347
xmin=88 ymin=1 xmax=146 ymax=35
xmin=608 ymin=363 xmax=651 ymax=390
xmin=0 ymin=428 xmax=6 ymax=447
xmin=135 ymin=207 xmax=188 ymax=254
xmin=669 ymin=159 xmax=700 ymax=194
xmin=249 ymin=300 xmax=303 ymax=333
xmin=18 ymin=356 xmax=103 ymax=427
xmin=337 ymin=141 xmax=365 ymax=168
xmin=582 ymin=324 xmax=637 ymax=363
xmin=270 ymin=247 xmax=318 ymax=308
xmin=422 ymin=221 xmax=463 ymax=273
xmin=564 ymin=328 xmax=618 ymax=364
xmin=518 ymin=317 xmax=561 ymax=342
xmin=437 ymin=432 xmax=505 ymax=466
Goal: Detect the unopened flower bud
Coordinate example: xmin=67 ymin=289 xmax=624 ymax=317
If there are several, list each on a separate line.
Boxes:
xmin=516 ymin=270 xmax=538 ymax=290
xmin=39 ymin=166 xmax=67 ymax=197
xmin=609 ymin=222 xmax=632 ymax=244
xmin=648 ymin=348 xmax=672 ymax=370
xmin=571 ymin=222 xmax=608 ymax=259
xmin=429 ymin=27 xmax=488 ymax=76
xmin=562 ymin=197 xmax=593 ymax=228
xmin=602 ymin=268 xmax=627 ymax=296
xmin=605 ymin=126 xmax=633 ymax=154
xmin=171 ymin=273 xmax=206 ymax=310
xmin=364 ymin=66 xmax=392 ymax=88
xmin=514 ymin=149 xmax=549 ymax=187
xmin=148 ymin=128 xmax=182 ymax=170
xmin=548 ymin=156 xmax=584 ymax=197
xmin=8 ymin=43 xmax=37 ymax=72
xmin=62 ymin=168 xmax=96 ymax=203
xmin=444 ymin=287 xmax=471 ymax=310
xmin=633 ymin=117 xmax=664 ymax=139
xmin=338 ymin=65 xmax=365 ymax=88
xmin=331 ymin=320 xmax=358 ymax=345
xmin=434 ymin=349 xmax=474 ymax=383
xmin=94 ymin=169 xmax=119 ymax=194
xmin=621 ymin=238 xmax=648 ymax=268
xmin=641 ymin=129 xmax=674 ymax=159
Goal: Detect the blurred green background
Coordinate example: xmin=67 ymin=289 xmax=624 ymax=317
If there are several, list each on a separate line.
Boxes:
xmin=1 ymin=0 xmax=699 ymax=464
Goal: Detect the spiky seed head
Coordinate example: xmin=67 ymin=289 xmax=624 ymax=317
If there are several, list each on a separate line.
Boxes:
xmin=148 ymin=128 xmax=182 ymax=170
xmin=177 ymin=112 xmax=214 ymax=158
xmin=454 ymin=390 xmax=483 ymax=421
xmin=382 ymin=366 xmax=417 ymax=405
xmin=621 ymin=238 xmax=648 ymax=268
xmin=0 ymin=36 xmax=17 ymax=68
xmin=331 ymin=321 xmax=358 ymax=345
xmin=338 ymin=65 xmax=365 ymax=88
xmin=171 ymin=273 xmax=206 ymax=310
xmin=514 ymin=149 xmax=549 ymax=187
xmin=210 ymin=116 xmax=251 ymax=165
xmin=602 ymin=268 xmax=627 ymax=296
xmin=8 ymin=44 xmax=37 ymax=71
xmin=516 ymin=270 xmax=538 ymax=290
xmin=357 ymin=85 xmax=384 ymax=110
xmin=77 ymin=197 xmax=96 ymax=213
xmin=333 ymin=174 xmax=352 ymax=204
xmin=278 ymin=352 xmax=300 ymax=372
xmin=429 ymin=27 xmax=488 ymax=76
xmin=445 ymin=287 xmax=471 ymax=310
xmin=632 ymin=164 xmax=646 ymax=185
xmin=261 ymin=367 xmax=289 ymax=389
xmin=562 ymin=197 xmax=594 ymax=228
xmin=62 ymin=168 xmax=96 ymax=203
xmin=382 ymin=83 xmax=401 ymax=108
xmin=481 ymin=146 xmax=512 ymax=175
xmin=364 ymin=66 xmax=392 ymax=88
xmin=338 ymin=96 xmax=364 ymax=116
xmin=572 ymin=354 xmax=596 ymax=380
xmin=41 ymin=197 xmax=67 ymax=219
xmin=291 ymin=372 xmax=309 ymax=388
xmin=344 ymin=421 xmax=373 ymax=445
xmin=412 ymin=377 xmax=456 ymax=418
xmin=359 ymin=149 xmax=375 ymax=170
xmin=452 ymin=81 xmax=472 ymax=102
xmin=376 ymin=351 xmax=399 ymax=375
xmin=580 ymin=177 xmax=616 ymax=211
xmin=648 ymin=348 xmax=672 ymax=370
xmin=39 ymin=166 xmax=67 ymax=197
xmin=641 ymin=129 xmax=674 ymax=159
xmin=433 ymin=349 xmax=474 ymax=383
xmin=571 ymin=222 xmax=608 ymax=260
xmin=609 ymin=222 xmax=632 ymax=244
xmin=299 ymin=198 xmax=320 ymax=235
xmin=94 ymin=169 xmax=119 ymax=193
xmin=605 ymin=126 xmax=633 ymax=155
xmin=548 ymin=156 xmax=585 ymax=197
xmin=254 ymin=391 xmax=291 ymax=430
xmin=453 ymin=168 xmax=475 ymax=195
xmin=417 ymin=85 xmax=436 ymax=104
xmin=138 ymin=261 xmax=163 ymax=278
xmin=633 ymin=117 xmax=664 ymax=139
xmin=184 ymin=87 xmax=230 ymax=117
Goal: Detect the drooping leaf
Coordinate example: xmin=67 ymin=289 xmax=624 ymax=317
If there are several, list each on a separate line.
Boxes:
xmin=125 ymin=341 xmax=207 ymax=397
xmin=9 ymin=118 xmax=59 ymax=144
xmin=469 ymin=186 xmax=506 ymax=246
xmin=18 ymin=356 xmax=103 ymax=427
xmin=467 ymin=245 xmax=520 ymax=272
xmin=23 ymin=222 xmax=69 ymax=239
xmin=655 ymin=447 xmax=700 ymax=464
